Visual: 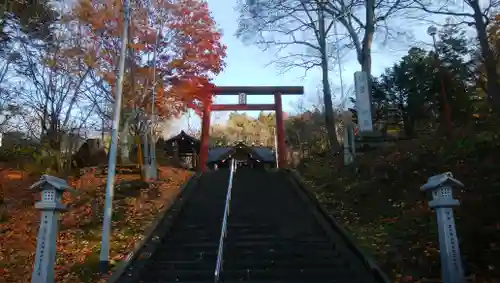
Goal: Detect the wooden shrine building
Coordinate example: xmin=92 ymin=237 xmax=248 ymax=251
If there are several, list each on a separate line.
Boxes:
xmin=206 ymin=142 xmax=276 ymax=170
xmin=162 ymin=130 xmax=200 ymax=169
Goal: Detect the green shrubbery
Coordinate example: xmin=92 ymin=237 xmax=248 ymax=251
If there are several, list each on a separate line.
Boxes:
xmin=0 ymin=144 xmax=71 ymax=175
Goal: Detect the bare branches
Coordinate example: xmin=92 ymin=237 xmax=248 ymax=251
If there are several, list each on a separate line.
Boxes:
xmin=411 ymin=0 xmax=474 ymax=17
xmin=237 ymin=0 xmax=352 ymax=150
xmin=409 ymin=0 xmax=498 ymax=29
xmin=12 ymin=29 xmax=101 ymax=142
xmin=237 ymin=0 xmax=357 ymax=79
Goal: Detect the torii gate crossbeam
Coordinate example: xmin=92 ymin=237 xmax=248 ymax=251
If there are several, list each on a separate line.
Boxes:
xmin=199 ymin=86 xmax=304 ymax=172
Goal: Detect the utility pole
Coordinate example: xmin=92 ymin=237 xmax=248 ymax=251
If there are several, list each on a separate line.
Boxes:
xmin=148 ymin=16 xmax=162 ymax=181
xmin=99 ymin=0 xmax=130 ymax=272
xmin=333 ymin=21 xmax=346 ymax=110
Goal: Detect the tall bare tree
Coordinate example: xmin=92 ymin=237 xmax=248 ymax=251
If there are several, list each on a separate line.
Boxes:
xmin=236 ymin=0 xmax=343 ymax=151
xmin=0 ymin=52 xmax=21 ymax=132
xmin=236 ymin=0 xmax=412 ymax=152
xmin=320 ymin=0 xmax=413 ymax=76
xmin=14 ymin=30 xmax=96 ymax=170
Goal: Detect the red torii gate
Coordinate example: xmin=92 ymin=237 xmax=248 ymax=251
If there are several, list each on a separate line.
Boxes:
xmin=198 ymin=86 xmax=304 ymax=172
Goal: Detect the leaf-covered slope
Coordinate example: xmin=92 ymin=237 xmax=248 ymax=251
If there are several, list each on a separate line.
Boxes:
xmin=0 ymin=167 xmax=191 ymax=283
xmin=299 ymin=131 xmax=500 ymax=282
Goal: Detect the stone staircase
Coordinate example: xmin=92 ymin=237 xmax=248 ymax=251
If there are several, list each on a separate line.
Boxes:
xmin=117 ymin=169 xmax=229 ymax=282
xmin=220 ymin=169 xmax=380 ymax=282
xmin=110 ymin=168 xmax=388 ymax=283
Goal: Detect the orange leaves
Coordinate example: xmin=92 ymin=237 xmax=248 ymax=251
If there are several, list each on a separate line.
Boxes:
xmin=102 ymin=71 xmax=116 ymax=85
xmin=67 ymin=0 xmax=225 ymax=119
xmin=489 ymin=13 xmax=500 ymax=42
xmin=169 ymin=58 xmax=185 ymax=69
xmin=154 ymin=0 xmax=226 ymax=112
xmin=128 ymin=43 xmax=147 ymax=51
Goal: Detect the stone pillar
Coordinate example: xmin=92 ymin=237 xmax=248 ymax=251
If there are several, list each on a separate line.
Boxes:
xmin=342 ymin=110 xmax=356 ymax=165
xmin=421 ymin=172 xmax=465 ymax=283
xmin=30 ymin=175 xmax=75 ymax=283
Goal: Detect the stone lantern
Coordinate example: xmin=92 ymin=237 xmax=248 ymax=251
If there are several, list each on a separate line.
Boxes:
xmin=30 ymin=175 xmax=76 ymax=283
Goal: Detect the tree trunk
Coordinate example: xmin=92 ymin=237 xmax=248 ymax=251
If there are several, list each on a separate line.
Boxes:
xmin=470 ymin=0 xmax=500 ymax=112
xmin=360 ymin=0 xmax=375 ymax=76
xmin=400 ymin=103 xmax=415 ymax=138
xmin=318 ymin=9 xmax=340 ymax=153
xmin=136 ymin=135 xmax=144 ymax=180
xmin=120 ymin=119 xmax=131 ymax=164
xmin=143 ymin=131 xmax=150 ymax=165
xmin=360 ymin=0 xmax=376 ymax=114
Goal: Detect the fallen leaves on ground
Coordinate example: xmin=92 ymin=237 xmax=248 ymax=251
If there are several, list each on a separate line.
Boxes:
xmin=0 ymin=166 xmax=192 ymax=283
xmin=300 ymin=131 xmax=500 ymax=282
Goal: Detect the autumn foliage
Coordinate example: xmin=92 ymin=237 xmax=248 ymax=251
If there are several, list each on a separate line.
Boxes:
xmin=0 ymin=167 xmax=192 ymax=282
xmin=67 ymin=0 xmax=226 ymax=118
xmin=488 ymin=14 xmax=500 ymax=57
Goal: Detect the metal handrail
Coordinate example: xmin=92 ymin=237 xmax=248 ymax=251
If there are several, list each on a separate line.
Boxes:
xmin=214 ymin=159 xmax=237 ymax=282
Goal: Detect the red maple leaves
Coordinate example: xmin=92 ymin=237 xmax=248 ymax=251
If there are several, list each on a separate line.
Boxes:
xmin=68 ymin=0 xmax=226 ymax=118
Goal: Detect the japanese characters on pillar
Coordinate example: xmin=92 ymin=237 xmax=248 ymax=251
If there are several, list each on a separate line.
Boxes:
xmin=30 ymin=175 xmax=76 ymax=283
xmin=421 ymin=172 xmax=465 ymax=283
xmin=354 ymin=71 xmax=373 ymax=132
xmin=238 ymin=93 xmax=247 ymax=105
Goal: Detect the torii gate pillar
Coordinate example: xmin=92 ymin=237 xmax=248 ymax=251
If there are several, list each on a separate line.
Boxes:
xmin=198 ymin=86 xmax=303 ymax=172
xmin=199 ymin=101 xmax=212 ymax=172
xmin=273 ymin=92 xmax=286 ymax=170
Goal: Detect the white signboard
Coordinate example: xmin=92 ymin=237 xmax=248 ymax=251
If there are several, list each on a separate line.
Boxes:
xmin=353 ymin=71 xmax=373 ymax=132
xmin=238 ymin=93 xmax=247 ymax=104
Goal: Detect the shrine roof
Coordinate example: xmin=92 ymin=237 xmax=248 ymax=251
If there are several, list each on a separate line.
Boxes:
xmin=164 ymin=130 xmax=200 ymax=144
